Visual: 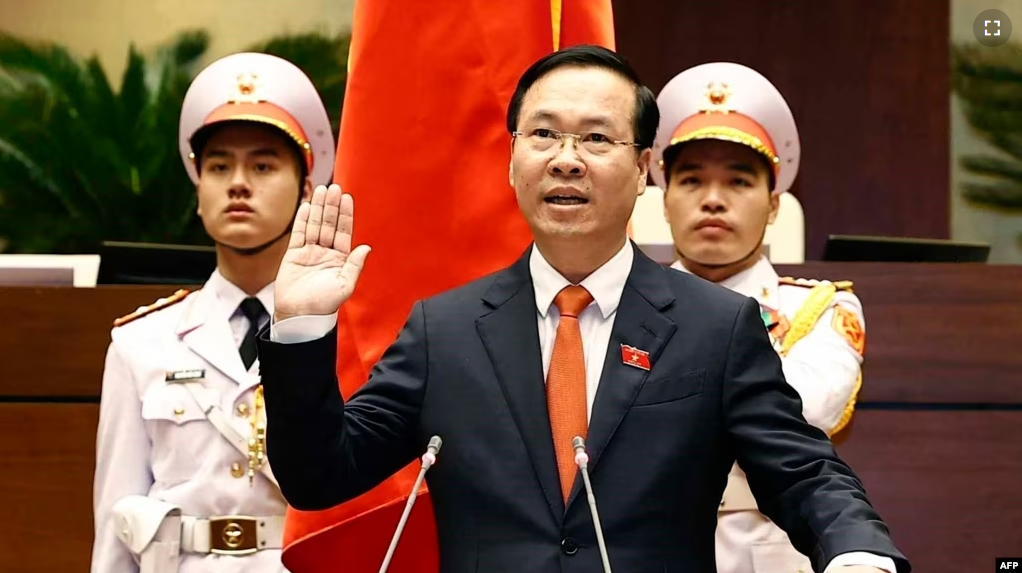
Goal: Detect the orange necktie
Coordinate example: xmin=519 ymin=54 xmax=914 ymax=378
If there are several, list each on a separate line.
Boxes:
xmin=547 ymin=285 xmax=594 ymax=501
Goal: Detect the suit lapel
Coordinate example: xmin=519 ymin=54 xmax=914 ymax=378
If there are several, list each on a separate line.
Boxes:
xmin=175 ymin=288 xmax=248 ymax=386
xmin=476 ymin=249 xmax=564 ymax=522
xmin=567 ymin=246 xmax=678 ymax=507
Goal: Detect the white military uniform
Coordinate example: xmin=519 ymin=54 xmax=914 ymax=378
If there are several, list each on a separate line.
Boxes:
xmin=92 ymin=272 xmax=287 ymax=573
xmin=91 ymin=52 xmax=336 ymax=573
xmin=652 ymin=63 xmax=874 ymax=573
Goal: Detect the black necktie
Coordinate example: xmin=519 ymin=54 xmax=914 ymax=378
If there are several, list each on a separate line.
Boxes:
xmin=239 ymin=297 xmax=266 ymax=370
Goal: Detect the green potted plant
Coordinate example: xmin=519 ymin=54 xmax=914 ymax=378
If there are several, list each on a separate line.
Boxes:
xmin=0 ymin=28 xmax=350 ymax=254
xmin=951 ymin=42 xmax=1022 ymax=214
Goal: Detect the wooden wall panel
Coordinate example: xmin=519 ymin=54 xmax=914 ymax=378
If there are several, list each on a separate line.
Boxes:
xmin=0 ymin=404 xmax=98 ymax=573
xmin=836 ymin=410 xmax=1022 ymax=573
xmin=775 ymin=263 xmax=1022 ymax=404
xmin=0 ymin=285 xmax=198 ymax=397
xmin=6 ymin=261 xmax=1022 ymax=406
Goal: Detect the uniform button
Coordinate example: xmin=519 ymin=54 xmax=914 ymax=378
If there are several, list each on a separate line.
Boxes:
xmin=236 ymin=403 xmax=249 ymax=417
xmin=230 ymin=462 xmax=245 ymax=478
xmin=117 ymin=516 xmax=132 ymax=544
xmin=560 ymin=537 xmax=578 ymax=555
xmin=173 ymin=407 xmax=185 ymax=417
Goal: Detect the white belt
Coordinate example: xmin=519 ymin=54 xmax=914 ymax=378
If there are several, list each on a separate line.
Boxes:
xmin=180 ymin=515 xmax=284 ymax=555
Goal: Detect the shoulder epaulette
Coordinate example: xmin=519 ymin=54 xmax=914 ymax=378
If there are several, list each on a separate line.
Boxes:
xmin=778 ymin=277 xmax=854 ymax=292
xmin=833 ymin=280 xmax=854 ymax=291
xmin=113 ymin=289 xmax=191 ymax=327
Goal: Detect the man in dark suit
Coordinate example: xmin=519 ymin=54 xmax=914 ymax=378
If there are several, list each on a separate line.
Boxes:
xmin=256 ymin=45 xmax=910 ymax=573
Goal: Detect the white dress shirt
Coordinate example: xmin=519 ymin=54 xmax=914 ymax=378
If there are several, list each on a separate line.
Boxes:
xmin=208 ymin=270 xmax=275 ymax=347
xmin=271 ymin=244 xmax=893 ymax=573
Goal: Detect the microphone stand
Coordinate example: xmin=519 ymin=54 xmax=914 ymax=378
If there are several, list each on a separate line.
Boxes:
xmin=573 ymin=436 xmax=613 ymax=573
xmin=377 ymin=435 xmax=443 ymax=573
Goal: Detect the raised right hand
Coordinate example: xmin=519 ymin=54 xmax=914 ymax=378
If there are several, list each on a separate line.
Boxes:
xmin=273 ymin=184 xmax=371 ymax=322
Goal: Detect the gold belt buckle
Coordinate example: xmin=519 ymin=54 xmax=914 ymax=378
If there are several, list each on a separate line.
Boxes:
xmin=208 ymin=516 xmax=258 ymax=555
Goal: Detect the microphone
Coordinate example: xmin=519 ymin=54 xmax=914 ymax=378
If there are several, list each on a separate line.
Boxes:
xmin=377 ymin=435 xmax=443 ymax=573
xmin=572 ymin=436 xmax=613 ymax=573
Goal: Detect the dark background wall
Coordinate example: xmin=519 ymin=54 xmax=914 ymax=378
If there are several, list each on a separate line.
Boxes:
xmin=613 ymin=0 xmax=951 ymax=259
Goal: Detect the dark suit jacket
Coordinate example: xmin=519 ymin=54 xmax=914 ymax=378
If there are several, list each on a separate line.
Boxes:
xmin=257 ymin=243 xmax=909 ymax=573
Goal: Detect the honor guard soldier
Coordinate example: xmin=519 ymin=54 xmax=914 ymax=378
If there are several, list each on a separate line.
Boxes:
xmin=652 ymin=63 xmax=870 ymax=573
xmin=91 ymin=52 xmax=335 ymax=573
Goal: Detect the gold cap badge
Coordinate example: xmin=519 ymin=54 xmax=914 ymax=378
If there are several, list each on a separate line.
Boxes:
xmin=700 ymin=81 xmax=733 ymax=113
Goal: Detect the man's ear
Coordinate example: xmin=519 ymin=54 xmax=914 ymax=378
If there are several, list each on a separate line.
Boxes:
xmin=302 ymin=178 xmax=314 ymax=202
xmin=767 ymin=190 xmax=781 ymax=225
xmin=636 ymin=148 xmax=652 ymax=197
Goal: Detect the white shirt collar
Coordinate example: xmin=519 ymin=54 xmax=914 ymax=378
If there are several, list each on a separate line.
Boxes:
xmin=671 ymin=255 xmax=779 ymax=306
xmin=530 ymin=239 xmax=633 ymax=319
xmin=207 ymin=268 xmax=275 ymax=323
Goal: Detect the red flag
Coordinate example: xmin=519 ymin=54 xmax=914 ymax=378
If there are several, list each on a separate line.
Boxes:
xmin=279 ymin=2 xmax=615 ymax=571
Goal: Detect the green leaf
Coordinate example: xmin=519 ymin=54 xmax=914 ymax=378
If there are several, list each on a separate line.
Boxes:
xmin=962 ymin=182 xmax=1022 ymax=210
xmin=960 ymin=155 xmax=1022 ymax=185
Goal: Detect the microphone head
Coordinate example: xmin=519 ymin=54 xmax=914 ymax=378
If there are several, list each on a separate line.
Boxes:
xmin=428 ymin=435 xmax=443 ymax=454
xmin=421 ymin=435 xmax=443 ymax=469
xmin=572 ymin=436 xmax=589 ymax=468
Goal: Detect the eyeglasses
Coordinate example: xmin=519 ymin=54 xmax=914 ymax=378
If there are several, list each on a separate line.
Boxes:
xmin=512 ymin=128 xmax=640 ymax=156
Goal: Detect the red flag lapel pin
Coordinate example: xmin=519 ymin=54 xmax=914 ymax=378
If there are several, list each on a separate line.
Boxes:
xmin=620 ymin=344 xmax=651 ymax=371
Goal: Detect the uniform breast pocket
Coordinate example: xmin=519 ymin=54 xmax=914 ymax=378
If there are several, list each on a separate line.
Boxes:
xmin=632 ymin=369 xmax=705 ymax=407
xmin=141 ymin=383 xmax=215 ymax=484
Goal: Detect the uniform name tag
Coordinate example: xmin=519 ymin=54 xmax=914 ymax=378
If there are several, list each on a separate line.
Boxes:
xmin=166 ymin=369 xmax=205 ymax=382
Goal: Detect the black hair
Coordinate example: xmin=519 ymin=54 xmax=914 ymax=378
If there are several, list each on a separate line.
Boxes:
xmin=505 ymin=44 xmax=659 ymax=149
